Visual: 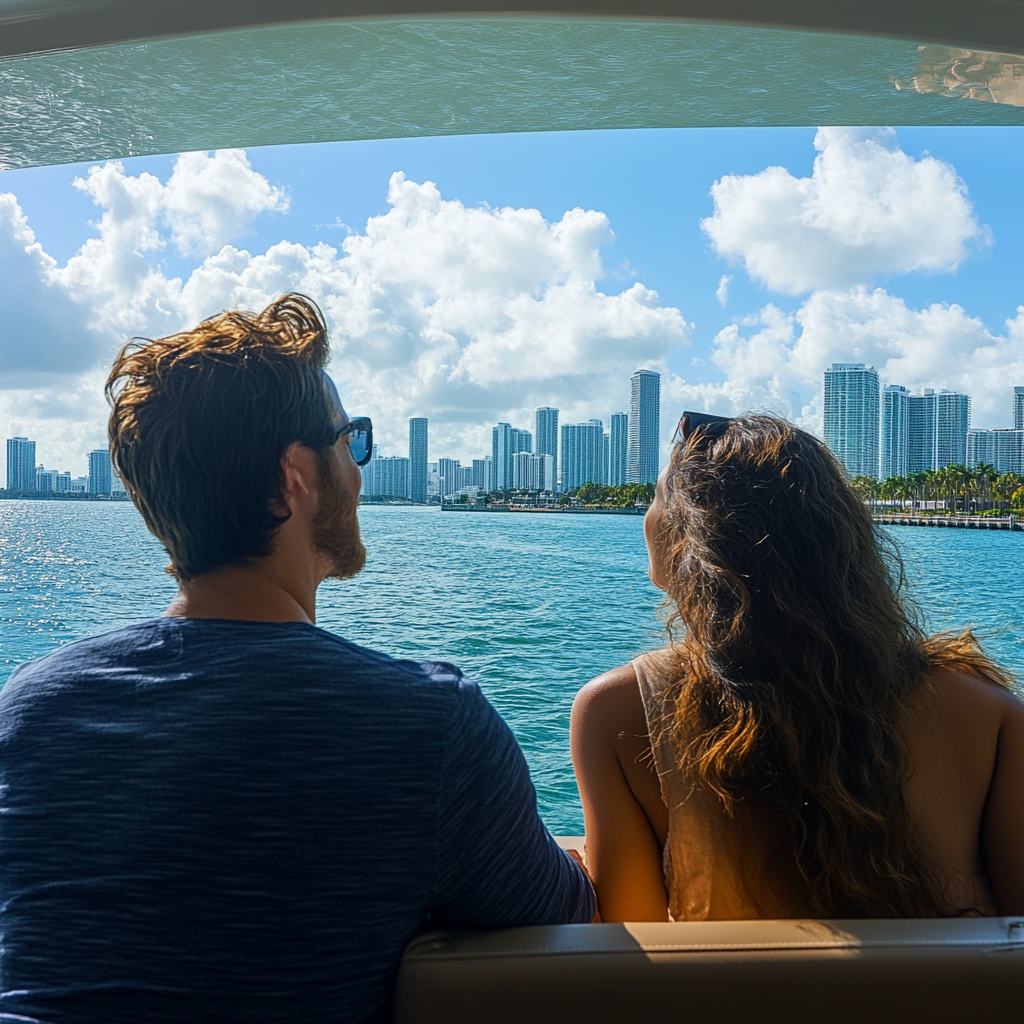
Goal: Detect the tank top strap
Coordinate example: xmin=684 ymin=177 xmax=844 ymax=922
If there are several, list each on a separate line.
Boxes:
xmin=631 ymin=649 xmax=683 ymax=806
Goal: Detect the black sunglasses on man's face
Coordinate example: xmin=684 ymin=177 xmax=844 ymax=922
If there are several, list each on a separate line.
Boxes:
xmin=331 ymin=417 xmax=373 ymax=467
xmin=322 ymin=371 xmax=373 ymax=466
xmin=678 ymin=410 xmax=732 ymax=443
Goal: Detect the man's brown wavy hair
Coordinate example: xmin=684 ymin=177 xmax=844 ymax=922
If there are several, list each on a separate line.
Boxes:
xmin=107 ymin=294 xmax=336 ymax=580
xmin=659 ymin=414 xmax=1012 ymax=917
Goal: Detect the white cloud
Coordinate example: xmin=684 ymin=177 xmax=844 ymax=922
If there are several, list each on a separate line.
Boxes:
xmin=0 ymin=194 xmax=107 ymax=386
xmin=716 ymin=274 xmax=732 ymax=306
xmin=670 ymin=289 xmax=1024 ymax=435
xmin=2 ymin=160 xmax=690 ymax=473
xmin=701 ymin=127 xmax=987 ymax=294
xmin=160 ymin=150 xmax=289 ymax=257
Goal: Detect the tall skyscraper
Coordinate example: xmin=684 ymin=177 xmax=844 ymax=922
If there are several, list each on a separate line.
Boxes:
xmin=967 ymin=429 xmax=1024 ymax=474
xmin=6 ymin=437 xmax=36 ymax=492
xmin=535 ymin=407 xmax=559 ymax=466
xmin=935 ymin=390 xmax=970 ymax=469
xmin=408 ymin=417 xmax=428 ymax=502
xmin=511 ymin=451 xmax=534 ymax=490
xmin=880 ymin=385 xmax=909 ymax=480
xmin=472 ymin=457 xmax=494 ymax=493
xmin=360 ymin=444 xmax=380 ymax=495
xmin=560 ymin=421 xmax=606 ymax=491
xmin=609 ymin=412 xmax=628 ymax=486
xmin=823 ymin=363 xmax=880 ymax=479
xmin=492 ymin=424 xmax=532 ymax=490
xmin=627 ymin=370 xmax=660 ymax=485
xmin=1013 ymin=387 xmax=1024 ymax=431
xmin=378 ymin=457 xmax=411 ymax=499
xmin=908 ymin=390 xmax=936 ymax=474
xmin=437 ymin=457 xmax=461 ymax=498
xmin=88 ymin=449 xmax=113 ymax=495
xmin=534 ymin=454 xmax=556 ymax=492
xmin=908 ymin=389 xmax=971 ymax=472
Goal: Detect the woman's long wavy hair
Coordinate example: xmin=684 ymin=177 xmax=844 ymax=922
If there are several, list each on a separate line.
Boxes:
xmin=658 ymin=414 xmax=1012 ymax=918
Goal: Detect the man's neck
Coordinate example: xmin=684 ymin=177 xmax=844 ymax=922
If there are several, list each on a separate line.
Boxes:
xmin=165 ymin=564 xmax=316 ymax=624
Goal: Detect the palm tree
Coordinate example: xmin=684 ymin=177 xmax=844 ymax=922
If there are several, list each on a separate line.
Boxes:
xmin=972 ymin=463 xmax=998 ymax=510
xmin=993 ymin=472 xmax=1023 ymax=510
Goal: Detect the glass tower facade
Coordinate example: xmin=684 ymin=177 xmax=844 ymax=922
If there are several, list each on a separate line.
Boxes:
xmin=6 ymin=437 xmax=36 ymax=492
xmin=908 ymin=390 xmax=970 ymax=472
xmin=408 ymin=417 xmax=428 ymax=503
xmin=967 ymin=429 xmax=1024 ymax=474
xmin=1014 ymin=387 xmax=1024 ymax=431
xmin=880 ymin=384 xmax=909 ymax=480
xmin=627 ymin=369 xmax=660 ymax=485
xmin=534 ymin=407 xmax=559 ymax=464
xmin=609 ymin=412 xmax=628 ymax=486
xmin=823 ymin=363 xmax=880 ymax=480
xmin=88 ymin=449 xmax=113 ymax=495
xmin=560 ymin=421 xmax=606 ymax=491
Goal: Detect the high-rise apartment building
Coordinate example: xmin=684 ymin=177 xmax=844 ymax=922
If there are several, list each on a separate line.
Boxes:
xmin=534 ymin=454 xmax=556 ymax=492
xmin=967 ymin=429 xmax=1024 ymax=475
xmin=437 ymin=457 xmax=461 ymax=498
xmin=360 ymin=444 xmax=380 ymax=495
xmin=88 ymin=449 xmax=113 ymax=495
xmin=1013 ymin=387 xmax=1024 ymax=431
xmin=511 ymin=451 xmax=534 ymax=490
xmin=408 ymin=417 xmax=428 ymax=502
xmin=35 ymin=467 xmax=71 ymax=492
xmin=823 ymin=363 xmax=880 ymax=479
xmin=491 ymin=424 xmax=532 ymax=490
xmin=908 ymin=391 xmax=936 ymax=474
xmin=472 ymin=457 xmax=494 ymax=493
xmin=6 ymin=437 xmax=36 ymax=492
xmin=609 ymin=412 xmax=628 ymax=486
xmin=360 ymin=447 xmax=411 ymax=498
xmin=535 ymin=407 xmax=559 ymax=465
xmin=880 ymin=385 xmax=910 ymax=480
xmin=907 ymin=389 xmax=970 ymax=472
xmin=627 ymin=370 xmax=661 ymax=485
xmin=561 ymin=420 xmax=606 ymax=492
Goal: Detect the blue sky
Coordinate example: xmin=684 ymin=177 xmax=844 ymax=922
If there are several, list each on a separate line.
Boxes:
xmin=2 ymin=125 xmax=1022 ymax=476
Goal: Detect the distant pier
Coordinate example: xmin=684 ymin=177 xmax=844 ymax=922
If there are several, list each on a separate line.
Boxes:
xmin=874 ymin=514 xmax=1021 ymax=532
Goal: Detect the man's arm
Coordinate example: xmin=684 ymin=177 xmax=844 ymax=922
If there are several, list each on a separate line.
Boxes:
xmin=431 ymin=679 xmax=595 ymax=927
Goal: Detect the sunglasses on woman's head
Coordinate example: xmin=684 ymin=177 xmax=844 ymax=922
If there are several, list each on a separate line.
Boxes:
xmin=678 ymin=411 xmax=733 ymax=443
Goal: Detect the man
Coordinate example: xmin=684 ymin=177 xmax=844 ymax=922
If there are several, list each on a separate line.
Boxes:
xmin=0 ymin=294 xmax=593 ymax=1024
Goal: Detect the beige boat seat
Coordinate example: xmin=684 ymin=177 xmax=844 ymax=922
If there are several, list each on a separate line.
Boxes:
xmin=394 ymin=916 xmax=1024 ymax=1023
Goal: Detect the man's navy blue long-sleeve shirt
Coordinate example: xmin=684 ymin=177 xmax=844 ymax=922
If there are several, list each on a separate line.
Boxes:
xmin=0 ymin=618 xmax=594 ymax=1023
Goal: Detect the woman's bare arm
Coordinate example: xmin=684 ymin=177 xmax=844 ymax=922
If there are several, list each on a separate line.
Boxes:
xmin=981 ymin=691 xmax=1024 ymax=914
xmin=571 ymin=665 xmax=669 ymax=922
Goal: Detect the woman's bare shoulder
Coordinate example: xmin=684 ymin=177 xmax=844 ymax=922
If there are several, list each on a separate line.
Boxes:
xmin=920 ymin=665 xmax=1024 ymax=721
xmin=574 ymin=664 xmax=644 ymax=731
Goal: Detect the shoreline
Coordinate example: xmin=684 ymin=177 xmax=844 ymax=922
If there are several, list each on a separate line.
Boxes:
xmin=441 ymin=504 xmax=646 ymax=516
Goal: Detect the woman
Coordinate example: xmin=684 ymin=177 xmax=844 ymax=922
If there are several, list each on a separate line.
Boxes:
xmin=571 ymin=413 xmax=1024 ymax=922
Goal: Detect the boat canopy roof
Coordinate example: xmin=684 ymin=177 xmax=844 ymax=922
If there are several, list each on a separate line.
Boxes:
xmin=1 ymin=1 xmax=1022 ymax=170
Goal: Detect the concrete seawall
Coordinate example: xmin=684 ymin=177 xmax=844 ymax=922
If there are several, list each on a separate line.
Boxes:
xmin=874 ymin=514 xmax=1021 ymax=531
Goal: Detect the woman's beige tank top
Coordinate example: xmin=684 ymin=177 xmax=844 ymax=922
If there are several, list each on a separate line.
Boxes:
xmin=633 ymin=648 xmax=808 ymax=921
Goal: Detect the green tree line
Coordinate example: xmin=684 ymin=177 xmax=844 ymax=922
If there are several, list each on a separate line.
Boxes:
xmin=851 ymin=464 xmax=1024 ymax=514
xmin=560 ymin=482 xmax=655 ymax=507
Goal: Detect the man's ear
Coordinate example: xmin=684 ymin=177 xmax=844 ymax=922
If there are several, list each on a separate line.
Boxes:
xmin=278 ymin=442 xmax=320 ymax=516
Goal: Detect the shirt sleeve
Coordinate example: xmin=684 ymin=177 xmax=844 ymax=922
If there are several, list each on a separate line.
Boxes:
xmin=430 ymin=676 xmax=595 ymax=927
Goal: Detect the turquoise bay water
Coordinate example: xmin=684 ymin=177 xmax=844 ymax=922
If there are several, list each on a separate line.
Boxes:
xmin=2 ymin=500 xmax=1022 ymax=833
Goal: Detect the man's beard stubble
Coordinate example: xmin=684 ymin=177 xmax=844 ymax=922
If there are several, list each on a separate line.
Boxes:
xmin=313 ymin=452 xmax=366 ymax=581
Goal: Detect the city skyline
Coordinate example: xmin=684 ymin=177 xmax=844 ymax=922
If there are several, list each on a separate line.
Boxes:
xmin=360 ymin=369 xmax=661 ymax=499
xmin=823 ymin=364 xmax=1023 ymax=481
xmin=3 ymin=126 xmax=1021 ymax=484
